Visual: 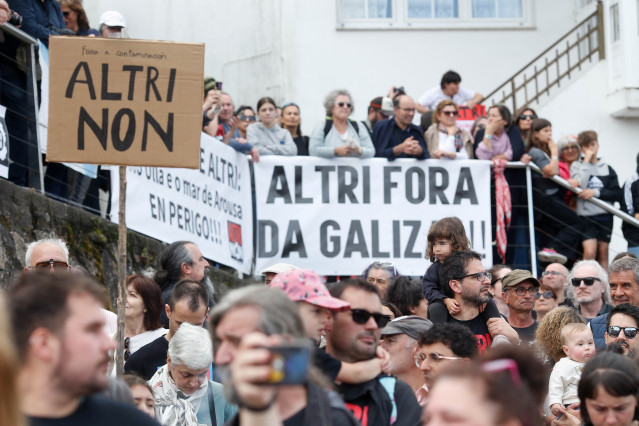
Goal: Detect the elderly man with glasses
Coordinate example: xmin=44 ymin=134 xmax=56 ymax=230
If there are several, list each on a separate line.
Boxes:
xmin=439 ymin=250 xmax=518 ymax=351
xmin=541 ymin=262 xmax=573 ymax=307
xmin=501 ymin=270 xmax=541 ymax=345
xmin=566 ymin=259 xmax=613 ymax=322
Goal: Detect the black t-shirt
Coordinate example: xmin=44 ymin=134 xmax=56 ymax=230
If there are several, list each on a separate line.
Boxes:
xmin=314 ymin=346 xmax=342 ymax=382
xmin=448 ymin=314 xmax=492 ymax=353
xmin=510 ymin=321 xmax=538 ymax=346
xmin=28 ymin=395 xmax=159 ymax=426
xmin=124 ymin=334 xmax=168 ymax=380
xmin=338 ymin=375 xmax=422 ymax=426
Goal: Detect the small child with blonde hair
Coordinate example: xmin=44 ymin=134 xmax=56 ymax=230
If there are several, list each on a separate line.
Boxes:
xmin=548 ymin=323 xmax=595 ymax=417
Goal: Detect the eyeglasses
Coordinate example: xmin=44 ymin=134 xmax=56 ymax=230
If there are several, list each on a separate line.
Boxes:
xmin=490 ymin=277 xmax=504 ymax=286
xmin=238 ymin=114 xmax=256 ymax=122
xmin=507 ymin=286 xmax=539 ymax=297
xmin=414 ymin=352 xmax=462 ymax=367
xmin=124 ymin=337 xmax=131 ymax=361
xmin=350 ymin=309 xmax=391 ymax=328
xmin=442 ymin=110 xmax=459 ymax=117
xmin=456 ymin=271 xmax=492 ymax=282
xmin=542 ymin=270 xmax=565 ymax=277
xmin=571 ymin=277 xmax=601 ymax=287
xmin=535 ymin=290 xmax=555 ymax=300
xmin=561 ymin=145 xmax=578 ymax=151
xmin=607 ymin=326 xmax=638 ymax=339
xmin=337 ymin=102 xmax=352 ymax=108
xmin=29 ymin=259 xmax=69 ymax=271
xmin=519 ymin=114 xmax=537 ymax=120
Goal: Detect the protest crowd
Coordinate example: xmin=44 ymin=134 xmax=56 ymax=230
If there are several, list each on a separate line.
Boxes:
xmin=3 ymin=1 xmax=639 ymax=426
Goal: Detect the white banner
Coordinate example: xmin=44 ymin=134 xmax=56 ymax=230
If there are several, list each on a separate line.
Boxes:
xmin=0 ymin=105 xmax=8 ymax=179
xmin=112 ymin=132 xmax=253 ymax=274
xmin=254 ymin=157 xmax=492 ymax=276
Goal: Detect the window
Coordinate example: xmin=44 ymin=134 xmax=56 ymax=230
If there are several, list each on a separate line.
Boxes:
xmin=337 ymin=0 xmax=532 ymax=29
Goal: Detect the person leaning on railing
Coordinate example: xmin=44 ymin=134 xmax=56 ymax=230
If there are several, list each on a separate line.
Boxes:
xmin=424 ymin=100 xmax=474 ymax=160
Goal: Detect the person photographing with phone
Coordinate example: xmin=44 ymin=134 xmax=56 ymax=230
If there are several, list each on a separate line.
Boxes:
xmin=210 ymin=285 xmax=358 ymax=426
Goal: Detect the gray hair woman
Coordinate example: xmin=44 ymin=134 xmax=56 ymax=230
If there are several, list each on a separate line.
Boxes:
xmin=309 ymin=89 xmax=375 ymax=158
xmin=149 ymin=323 xmax=237 ymax=426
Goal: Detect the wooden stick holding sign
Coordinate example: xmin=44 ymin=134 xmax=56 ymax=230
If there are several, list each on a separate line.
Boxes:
xmin=46 ymin=36 xmax=204 ymax=377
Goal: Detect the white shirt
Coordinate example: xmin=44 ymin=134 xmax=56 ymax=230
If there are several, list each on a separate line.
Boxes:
xmin=417 ymin=86 xmax=476 ymax=110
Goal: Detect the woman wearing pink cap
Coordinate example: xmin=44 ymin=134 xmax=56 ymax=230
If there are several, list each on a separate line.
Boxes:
xmin=270 ymin=269 xmax=390 ymax=384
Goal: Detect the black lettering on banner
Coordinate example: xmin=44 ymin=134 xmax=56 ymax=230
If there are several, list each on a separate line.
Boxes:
xmin=383 ymin=166 xmax=401 ymax=204
xmin=429 ymin=167 xmax=449 ymax=204
xmin=149 ymin=193 xmax=166 ymax=222
xmin=111 ymin=108 xmax=135 ymax=151
xmin=362 ymin=166 xmax=370 ymax=204
xmin=344 ymin=221 xmax=369 ymax=258
xmin=338 ymin=166 xmax=358 ymax=203
xmin=101 ymin=63 xmax=122 ymax=100
xmin=453 ymin=167 xmax=478 ymax=204
xmin=77 ymin=107 xmax=107 ymax=150
xmin=315 ymin=165 xmax=335 ymax=203
xmin=145 ymin=66 xmax=162 ymax=101
xmin=166 ymin=68 xmax=177 ymax=102
xmin=282 ymin=220 xmax=307 ymax=258
xmin=371 ymin=220 xmax=390 ymax=258
xmin=141 ymin=111 xmax=173 ymax=152
xmin=405 ymin=167 xmax=425 ymax=204
xmin=392 ymin=220 xmax=401 ymax=258
xmin=320 ymin=220 xmax=340 ymax=257
xmin=258 ymin=220 xmax=278 ymax=257
xmin=65 ymin=61 xmax=96 ymax=99
xmin=122 ymin=65 xmax=143 ymax=100
xmin=404 ymin=220 xmax=422 ymax=258
xmin=266 ymin=166 xmax=292 ymax=204
xmin=294 ymin=166 xmax=312 ymax=204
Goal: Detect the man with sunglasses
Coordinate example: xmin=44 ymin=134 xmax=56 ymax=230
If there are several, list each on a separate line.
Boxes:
xmin=24 ymin=238 xmax=118 ymax=336
xmin=541 ymin=263 xmax=573 ymax=307
xmin=501 ymin=270 xmax=540 ymax=345
xmin=372 ymin=95 xmax=429 ymax=160
xmin=590 ymin=257 xmax=639 ymax=349
xmin=567 ymin=260 xmax=613 ymax=322
xmin=327 ymin=278 xmax=422 ymax=426
xmin=604 ymin=303 xmax=639 ymax=359
xmin=440 ymin=251 xmax=518 ymax=352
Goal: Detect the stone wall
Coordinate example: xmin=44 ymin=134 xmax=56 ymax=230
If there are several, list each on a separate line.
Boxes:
xmin=0 ymin=178 xmax=247 ymax=309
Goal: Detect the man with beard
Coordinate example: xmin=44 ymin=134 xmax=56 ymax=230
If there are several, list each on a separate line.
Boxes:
xmin=604 ymin=303 xmax=639 ymax=359
xmin=125 ymin=280 xmax=209 ymax=380
xmin=567 ymin=260 xmax=613 ymax=322
xmin=591 ymin=257 xmax=639 ymax=348
xmin=156 ymin=240 xmax=213 ymax=328
xmin=327 ymin=278 xmax=422 ymax=425
xmin=439 ymin=250 xmax=518 ymax=352
xmin=9 ymin=272 xmax=158 ymax=425
xmin=501 ymin=270 xmax=540 ymax=345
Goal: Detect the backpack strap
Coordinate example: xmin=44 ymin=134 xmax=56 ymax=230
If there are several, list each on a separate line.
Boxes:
xmin=324 ymin=117 xmax=360 ymax=138
xmin=207 ymin=382 xmax=218 ymax=426
xmin=378 ymin=376 xmax=397 ymax=425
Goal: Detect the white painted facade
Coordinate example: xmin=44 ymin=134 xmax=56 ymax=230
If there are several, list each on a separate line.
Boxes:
xmin=83 ymin=0 xmax=639 ymax=255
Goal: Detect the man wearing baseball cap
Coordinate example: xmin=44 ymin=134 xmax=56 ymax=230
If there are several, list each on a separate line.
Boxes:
xmin=381 ymin=316 xmax=433 ymax=396
xmin=270 ymin=270 xmax=388 ymax=386
xmin=261 ymin=262 xmax=299 ymax=285
xmin=99 ymin=10 xmax=127 ymax=38
xmin=501 ymin=269 xmax=541 ymax=345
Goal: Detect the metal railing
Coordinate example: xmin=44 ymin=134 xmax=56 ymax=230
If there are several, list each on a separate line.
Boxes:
xmin=483 ymin=2 xmax=605 ymax=113
xmin=0 ymin=22 xmax=44 ymax=192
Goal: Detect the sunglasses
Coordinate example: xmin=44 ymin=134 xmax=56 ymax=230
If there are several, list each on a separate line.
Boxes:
xmin=535 ymin=290 xmax=555 ymax=300
xmin=350 ymin=309 xmax=391 ymax=328
xmin=519 ymin=114 xmax=537 ymax=120
xmin=337 ymin=102 xmax=352 ymax=108
xmin=239 ymin=114 xmax=256 ymax=122
xmin=561 ymin=145 xmax=578 ymax=151
xmin=30 ymin=259 xmax=69 ymax=271
xmin=571 ymin=277 xmax=601 ymax=287
xmin=442 ymin=110 xmax=459 ymax=117
xmin=607 ymin=326 xmax=638 ymax=339
xmin=62 ymin=11 xmax=70 ymax=17
xmin=414 ymin=352 xmax=461 ymax=367
xmin=456 ymin=271 xmax=492 ymax=282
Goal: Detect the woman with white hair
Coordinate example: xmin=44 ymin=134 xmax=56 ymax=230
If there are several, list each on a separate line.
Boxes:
xmin=150 ymin=323 xmax=237 ymax=426
xmin=309 ymin=89 xmax=375 ymax=158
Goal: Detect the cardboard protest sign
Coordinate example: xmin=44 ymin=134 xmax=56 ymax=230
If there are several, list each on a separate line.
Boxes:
xmin=47 ymin=37 xmax=204 ymax=168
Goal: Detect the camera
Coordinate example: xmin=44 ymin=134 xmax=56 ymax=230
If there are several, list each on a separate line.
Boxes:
xmin=265 ymin=342 xmax=311 ymax=385
xmin=9 ymin=10 xmax=23 ymax=26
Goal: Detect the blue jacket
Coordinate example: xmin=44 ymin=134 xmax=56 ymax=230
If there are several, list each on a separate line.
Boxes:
xmin=372 ymin=117 xmax=428 ymax=160
xmin=590 ymin=313 xmax=608 ymax=350
xmin=11 ymin=0 xmax=66 ymax=47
